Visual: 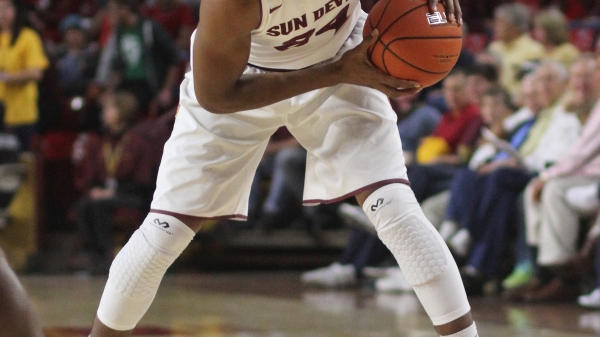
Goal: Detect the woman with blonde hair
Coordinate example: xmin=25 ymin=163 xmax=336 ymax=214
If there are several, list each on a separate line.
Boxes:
xmin=0 ymin=0 xmax=49 ymax=150
xmin=533 ymin=8 xmax=580 ymax=69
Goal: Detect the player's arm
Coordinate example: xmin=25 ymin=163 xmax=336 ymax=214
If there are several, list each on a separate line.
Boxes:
xmin=194 ymin=0 xmax=420 ymax=114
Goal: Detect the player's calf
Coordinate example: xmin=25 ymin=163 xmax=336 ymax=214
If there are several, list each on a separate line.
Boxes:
xmin=362 ymin=183 xmax=478 ymax=337
xmin=95 ymin=213 xmax=195 ymax=332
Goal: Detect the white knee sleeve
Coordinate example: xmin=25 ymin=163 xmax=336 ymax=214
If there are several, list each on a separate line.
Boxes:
xmin=97 ymin=213 xmax=195 ymax=331
xmin=363 ymin=184 xmax=470 ymax=326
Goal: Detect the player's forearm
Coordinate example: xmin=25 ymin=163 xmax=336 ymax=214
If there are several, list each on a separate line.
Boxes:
xmin=196 ymin=62 xmax=341 ymax=114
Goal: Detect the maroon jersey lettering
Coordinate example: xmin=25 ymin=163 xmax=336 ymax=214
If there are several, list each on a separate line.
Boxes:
xmin=267 ymin=26 xmax=280 ymax=37
xmin=274 ymin=29 xmax=315 ymax=51
xmin=316 ymin=4 xmax=350 ymax=36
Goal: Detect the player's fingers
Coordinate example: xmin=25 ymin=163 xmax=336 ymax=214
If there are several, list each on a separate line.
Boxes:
xmin=444 ymin=0 xmax=456 ymax=24
xmin=380 ymin=85 xmax=421 ymax=98
xmin=394 ymin=87 xmax=422 ymax=98
xmin=362 ymin=29 xmax=379 ymax=49
xmin=427 ymin=0 xmax=438 ymax=13
xmin=394 ymin=79 xmax=421 ymax=89
xmin=373 ymin=84 xmax=400 ymax=98
xmin=454 ymin=0 xmax=463 ymax=26
xmin=376 ymin=73 xmax=420 ymax=90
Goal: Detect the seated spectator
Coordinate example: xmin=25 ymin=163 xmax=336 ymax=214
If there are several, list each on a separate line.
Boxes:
xmin=409 ymin=68 xmax=482 ymax=202
xmin=464 ymin=62 xmax=499 ymax=108
xmin=422 ymin=58 xmax=494 ymax=114
xmin=511 ymin=55 xmax=600 ymax=302
xmin=52 ymin=15 xmax=99 ymax=97
xmin=441 ymin=59 xmax=585 ymax=296
xmin=95 ymin=0 xmax=180 ymax=114
xmin=392 ymin=93 xmax=441 ymax=166
xmin=142 ymin=0 xmax=195 ymax=55
xmin=570 ymin=183 xmax=600 ymax=308
xmin=71 ymin=91 xmax=154 ymax=274
xmin=25 ymin=0 xmax=98 ymax=44
xmin=374 ymin=72 xmax=541 ymax=290
xmin=488 ymin=3 xmax=544 ymax=96
xmin=0 ymin=0 xmax=49 ymax=150
xmin=532 ymin=8 xmax=580 ymax=69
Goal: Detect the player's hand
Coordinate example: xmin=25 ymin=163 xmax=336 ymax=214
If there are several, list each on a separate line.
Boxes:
xmin=476 ymin=162 xmax=497 ymax=175
xmin=428 ymin=0 xmax=462 ymax=26
xmin=335 ymin=29 xmax=421 ymax=98
xmin=531 ymin=178 xmax=546 ymax=203
xmin=157 ymin=88 xmax=173 ymax=108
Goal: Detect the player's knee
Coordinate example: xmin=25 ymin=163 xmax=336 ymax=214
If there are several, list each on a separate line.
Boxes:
xmin=362 ymin=184 xmax=470 ymax=325
xmin=363 ymin=184 xmax=448 ymax=284
xmin=380 ymin=211 xmax=448 ymax=286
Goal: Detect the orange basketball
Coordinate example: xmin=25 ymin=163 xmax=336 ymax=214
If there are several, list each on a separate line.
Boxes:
xmin=364 ymin=0 xmax=463 ymax=87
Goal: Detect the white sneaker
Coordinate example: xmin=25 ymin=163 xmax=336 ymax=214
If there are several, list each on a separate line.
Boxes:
xmin=448 ymin=229 xmax=471 ymax=258
xmin=438 ymin=220 xmax=458 ymax=241
xmin=579 ymin=288 xmax=600 ymax=309
xmin=338 ymin=203 xmax=376 ymax=235
xmin=566 ymin=184 xmax=600 ymax=215
xmin=301 ymin=263 xmax=357 ymax=288
xmin=375 ymin=268 xmax=413 ymax=292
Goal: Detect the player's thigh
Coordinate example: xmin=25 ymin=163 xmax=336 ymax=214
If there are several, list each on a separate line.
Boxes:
xmin=151 ymin=101 xmax=284 ymax=219
xmin=287 ymin=84 xmax=408 ymax=204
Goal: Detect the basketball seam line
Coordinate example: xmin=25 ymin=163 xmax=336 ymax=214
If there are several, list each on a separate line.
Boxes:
xmin=373 ymin=2 xmax=429 ymax=76
xmin=374 ymin=3 xmax=428 ymax=48
xmin=372 ymin=0 xmax=394 ymax=29
xmin=383 ymin=44 xmax=450 ymax=74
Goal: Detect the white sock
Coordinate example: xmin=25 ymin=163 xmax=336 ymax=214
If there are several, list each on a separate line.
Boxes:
xmin=442 ymin=322 xmax=478 ymax=337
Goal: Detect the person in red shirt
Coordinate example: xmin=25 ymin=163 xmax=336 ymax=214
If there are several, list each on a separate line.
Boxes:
xmin=408 ymin=68 xmax=483 ymax=202
xmin=72 ymin=91 xmax=154 ymax=274
xmin=142 ymin=0 xmax=195 ymax=53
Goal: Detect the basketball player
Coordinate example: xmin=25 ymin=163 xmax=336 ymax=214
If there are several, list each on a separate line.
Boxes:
xmin=90 ymin=1 xmax=478 ymax=337
xmin=0 ymin=247 xmax=44 ymax=337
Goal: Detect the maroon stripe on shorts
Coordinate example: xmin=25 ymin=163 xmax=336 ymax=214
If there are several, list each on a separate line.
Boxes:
xmin=302 ymin=179 xmax=411 ymax=205
xmin=150 ymin=209 xmax=248 ymax=221
xmin=247 ymin=63 xmax=298 ymax=72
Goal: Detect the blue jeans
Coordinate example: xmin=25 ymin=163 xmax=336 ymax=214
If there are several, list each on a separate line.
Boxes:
xmin=445 ymin=167 xmax=535 ymax=279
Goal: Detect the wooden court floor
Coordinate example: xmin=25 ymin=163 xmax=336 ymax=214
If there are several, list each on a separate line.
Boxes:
xmin=21 ymin=271 xmax=600 ymax=337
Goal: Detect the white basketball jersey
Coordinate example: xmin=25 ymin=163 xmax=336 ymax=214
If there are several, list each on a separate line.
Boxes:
xmin=248 ymin=0 xmax=362 ymax=70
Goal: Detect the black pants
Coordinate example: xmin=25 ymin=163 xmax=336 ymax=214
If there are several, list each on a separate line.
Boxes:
xmin=75 ymin=194 xmax=145 ymax=266
xmin=340 ymin=229 xmax=392 ymax=274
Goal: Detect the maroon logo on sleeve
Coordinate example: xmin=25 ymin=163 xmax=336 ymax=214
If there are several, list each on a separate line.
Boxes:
xmin=269 ymin=4 xmax=283 ymax=13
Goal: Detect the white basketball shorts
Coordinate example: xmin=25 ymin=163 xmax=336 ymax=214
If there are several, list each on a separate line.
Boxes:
xmin=150 ymin=15 xmax=409 ymax=221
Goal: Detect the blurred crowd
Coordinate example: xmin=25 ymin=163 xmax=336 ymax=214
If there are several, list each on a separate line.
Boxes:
xmin=1 ymin=0 xmax=600 ymax=311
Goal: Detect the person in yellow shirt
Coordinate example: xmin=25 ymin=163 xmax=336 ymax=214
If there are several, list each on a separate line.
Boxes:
xmin=533 ymin=8 xmax=580 ymax=70
xmin=0 ymin=0 xmax=49 ymax=150
xmin=488 ymin=3 xmax=545 ymax=97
